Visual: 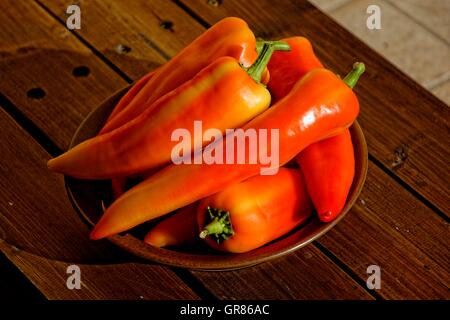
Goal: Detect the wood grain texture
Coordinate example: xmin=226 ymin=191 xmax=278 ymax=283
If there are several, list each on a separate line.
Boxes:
xmin=178 ymin=0 xmax=450 ymax=216
xmin=189 ymin=163 xmax=450 ymax=300
xmin=40 ymin=0 xmax=206 ymax=80
xmin=192 ymin=245 xmax=373 ymax=300
xmin=0 ymin=251 xmax=45 ymax=301
xmin=0 ymin=0 xmax=126 ymax=149
xmin=319 ymin=162 xmax=449 ymax=299
xmin=0 ymin=0 xmax=447 ymax=300
xmin=0 ymin=106 xmax=198 ymax=299
xmin=0 ymin=106 xmax=115 ymax=263
xmin=0 ymin=240 xmax=198 ymax=300
xmin=0 ymin=2 xmax=380 ymax=298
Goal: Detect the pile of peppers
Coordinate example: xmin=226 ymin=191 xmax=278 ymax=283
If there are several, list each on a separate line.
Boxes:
xmin=48 ymin=17 xmax=365 ymax=253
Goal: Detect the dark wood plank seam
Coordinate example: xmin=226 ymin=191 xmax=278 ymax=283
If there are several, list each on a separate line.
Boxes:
xmin=171 ymin=268 xmax=218 ymax=300
xmin=369 ymin=154 xmax=449 ymax=224
xmin=0 ymin=251 xmax=46 ymax=301
xmin=173 ymin=0 xmax=211 ymax=28
xmin=0 ymin=92 xmax=60 ymax=157
xmin=170 ymin=0 xmax=449 ymax=220
xmin=35 ymin=0 xmax=133 ymax=83
xmin=314 ymin=242 xmax=382 ymax=300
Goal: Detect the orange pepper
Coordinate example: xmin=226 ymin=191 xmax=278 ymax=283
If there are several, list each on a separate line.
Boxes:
xmin=105 ymin=69 xmax=157 ymax=124
xmin=89 ymin=63 xmax=364 ymax=240
xmin=100 ymin=17 xmax=259 ymax=134
xmin=267 ymin=37 xmax=356 ymax=222
xmin=48 ymin=43 xmax=288 ymax=179
xmin=144 ymin=203 xmax=199 ymax=248
xmin=197 ymin=168 xmax=312 ymax=253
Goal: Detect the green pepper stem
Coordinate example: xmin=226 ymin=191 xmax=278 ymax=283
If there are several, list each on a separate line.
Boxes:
xmin=199 ymin=219 xmax=224 ymax=239
xmin=247 ymin=41 xmax=290 ymax=83
xmin=199 ymin=207 xmax=234 ymax=243
xmin=256 ymin=40 xmax=290 ymax=55
xmin=343 ymin=62 xmax=365 ymax=89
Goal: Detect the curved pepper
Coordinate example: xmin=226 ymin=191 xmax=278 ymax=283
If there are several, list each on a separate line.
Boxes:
xmin=89 ymin=63 xmax=364 ymax=240
xmin=144 ymin=203 xmax=199 ymax=248
xmin=197 ymin=168 xmax=312 ymax=253
xmin=106 ymin=70 xmax=156 ymax=125
xmin=268 ymin=37 xmax=356 ymax=223
xmin=48 ymin=42 xmax=289 ymax=179
xmin=100 ymin=17 xmax=259 ymax=134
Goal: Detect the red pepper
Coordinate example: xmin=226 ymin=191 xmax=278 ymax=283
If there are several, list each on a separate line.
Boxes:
xmin=90 ymin=63 xmax=364 ymax=240
xmin=267 ymin=37 xmax=323 ymax=102
xmin=296 ymin=130 xmax=354 ymax=222
xmin=197 ymin=168 xmax=312 ymax=253
xmin=267 ymin=37 xmax=356 ymax=222
xmin=144 ymin=203 xmax=199 ymax=248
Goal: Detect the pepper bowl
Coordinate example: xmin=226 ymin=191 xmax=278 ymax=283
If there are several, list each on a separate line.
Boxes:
xmin=65 ymin=85 xmax=368 ymax=271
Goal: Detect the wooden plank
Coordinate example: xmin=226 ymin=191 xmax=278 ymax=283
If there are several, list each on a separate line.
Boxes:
xmin=0 ymin=251 xmax=45 ymax=301
xmin=39 ymin=0 xmax=206 ymax=79
xmin=33 ymin=0 xmax=379 ymax=299
xmin=319 ymin=162 xmax=449 ymax=299
xmin=0 ymin=106 xmax=198 ymax=299
xmin=192 ymin=245 xmax=373 ymax=299
xmin=178 ymin=0 xmax=450 ymax=216
xmin=0 ymin=0 xmax=126 ymax=149
xmin=0 ymin=240 xmax=198 ymax=300
xmin=0 ymin=106 xmax=116 ymax=262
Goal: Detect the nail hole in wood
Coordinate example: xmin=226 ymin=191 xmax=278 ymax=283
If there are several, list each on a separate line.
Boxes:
xmin=27 ymin=88 xmax=46 ymax=100
xmin=160 ymin=21 xmax=173 ymax=29
xmin=72 ymin=66 xmax=90 ymax=77
xmin=115 ymin=44 xmax=131 ymax=54
xmin=207 ymin=0 xmax=222 ymax=6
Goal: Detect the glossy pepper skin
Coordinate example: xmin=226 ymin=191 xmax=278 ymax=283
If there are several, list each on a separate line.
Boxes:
xmin=106 ymin=70 xmax=156 ymax=125
xmin=144 ymin=203 xmax=199 ymax=248
xmin=89 ymin=63 xmax=364 ymax=240
xmin=296 ymin=130 xmax=354 ymax=222
xmin=100 ymin=17 xmax=259 ymax=134
xmin=267 ymin=37 xmax=355 ymax=223
xmin=197 ymin=168 xmax=313 ymax=253
xmin=267 ymin=37 xmax=323 ymax=102
xmin=48 ymin=52 xmax=277 ymax=179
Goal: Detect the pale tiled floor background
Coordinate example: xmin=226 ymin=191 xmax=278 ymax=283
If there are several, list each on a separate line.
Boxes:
xmin=309 ymin=0 xmax=450 ymax=106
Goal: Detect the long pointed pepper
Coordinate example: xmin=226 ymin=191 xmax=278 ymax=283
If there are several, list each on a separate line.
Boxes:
xmin=100 ymin=17 xmax=259 ymax=134
xmin=90 ymin=63 xmax=364 ymax=240
xmin=47 ymin=42 xmax=289 ymax=179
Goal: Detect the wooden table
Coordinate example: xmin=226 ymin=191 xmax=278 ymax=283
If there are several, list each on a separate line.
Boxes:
xmin=0 ymin=0 xmax=448 ymax=300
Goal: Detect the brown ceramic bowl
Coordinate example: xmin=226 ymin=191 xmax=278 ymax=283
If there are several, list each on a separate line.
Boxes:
xmin=65 ymin=85 xmax=368 ymax=271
